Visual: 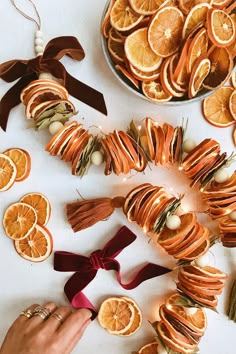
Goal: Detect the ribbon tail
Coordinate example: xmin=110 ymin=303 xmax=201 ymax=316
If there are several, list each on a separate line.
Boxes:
xmin=65 ymin=71 xmax=107 ymax=116
xmin=117 ymin=262 xmax=172 ymax=290
xmin=64 ymin=270 xmax=98 ymax=319
xmin=0 ymin=74 xmax=37 ymax=131
xmin=103 ymin=226 xmax=137 ymax=258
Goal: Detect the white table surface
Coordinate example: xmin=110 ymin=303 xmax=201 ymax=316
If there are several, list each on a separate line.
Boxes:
xmin=0 ymin=1 xmax=236 ymax=353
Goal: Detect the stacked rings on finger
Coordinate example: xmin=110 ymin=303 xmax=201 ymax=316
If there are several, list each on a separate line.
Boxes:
xmin=32 ymin=305 xmax=51 ymax=320
xmin=20 ymin=309 xmax=33 ymax=319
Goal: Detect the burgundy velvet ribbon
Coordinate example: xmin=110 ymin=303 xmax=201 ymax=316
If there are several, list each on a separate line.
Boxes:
xmin=54 ymin=226 xmax=172 ymax=319
xmin=0 ymin=36 xmax=107 ymax=131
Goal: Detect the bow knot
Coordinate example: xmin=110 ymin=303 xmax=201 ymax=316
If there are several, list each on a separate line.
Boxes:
xmin=89 ymin=250 xmax=106 ymax=270
xmin=54 ymin=226 xmax=172 ymax=319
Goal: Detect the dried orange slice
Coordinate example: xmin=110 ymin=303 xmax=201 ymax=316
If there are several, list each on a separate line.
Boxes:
xmin=0 ymin=154 xmax=17 ymax=192
xmin=231 ymin=71 xmax=236 ymax=88
xmin=142 ymin=78 xmax=173 ymax=101
xmin=203 ymin=86 xmax=235 ymax=127
xmin=179 ymin=0 xmax=213 ymax=15
xmin=207 ymin=8 xmax=236 ymax=47
xmin=108 ymin=36 xmax=125 ymax=64
xmin=229 ymin=89 xmax=236 ymax=120
xmin=160 ymin=56 xmax=185 ymax=97
xmin=233 ymin=126 xmax=236 ymax=146
xmin=98 ymin=297 xmax=135 ymax=334
xmin=110 ymin=0 xmax=144 ymax=32
xmin=102 ymin=0 xmax=115 ymax=38
xmin=125 ymin=28 xmax=163 ymax=72
xmin=14 ymin=224 xmax=53 ymax=262
xmin=212 ymin=0 xmax=233 ymax=10
xmin=129 ymin=0 xmax=166 ymax=15
xmin=186 ymin=28 xmax=209 ymax=74
xmin=115 ymin=64 xmax=140 ymax=88
xmin=203 ymin=46 xmax=234 ymax=90
xmin=138 ymin=341 xmax=159 ymax=354
xmin=19 ymin=192 xmax=51 ymax=226
xmin=3 ymin=148 xmax=31 ymax=182
xmin=119 ymin=297 xmax=142 ymax=336
xmin=182 ymin=3 xmax=211 ymax=40
xmin=188 ymin=57 xmax=211 ymax=98
xmin=20 ymin=79 xmax=69 ymax=105
xmin=129 ymin=62 xmax=161 ymax=81
xmin=3 ymin=202 xmax=37 ymax=240
xmin=148 ymin=6 xmax=184 ymax=57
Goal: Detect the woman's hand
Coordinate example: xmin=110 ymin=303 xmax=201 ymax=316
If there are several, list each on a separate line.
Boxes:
xmin=0 ymin=302 xmax=92 ymax=354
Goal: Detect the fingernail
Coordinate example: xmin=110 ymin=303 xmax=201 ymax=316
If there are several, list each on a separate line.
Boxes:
xmin=77 ymin=308 xmax=93 ymax=320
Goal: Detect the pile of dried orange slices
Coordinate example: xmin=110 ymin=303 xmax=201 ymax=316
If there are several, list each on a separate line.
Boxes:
xmin=0 ymin=148 xmax=31 ymax=191
xmin=3 ymin=192 xmax=53 ymax=262
xmin=102 ymin=0 xmax=236 ymax=102
xmin=98 ymin=296 xmax=142 ymax=336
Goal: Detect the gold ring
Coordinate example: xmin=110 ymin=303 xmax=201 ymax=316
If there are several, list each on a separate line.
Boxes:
xmin=51 ymin=312 xmax=63 ymax=323
xmin=20 ymin=309 xmax=33 ymax=319
xmin=32 ymin=305 xmax=50 ymax=320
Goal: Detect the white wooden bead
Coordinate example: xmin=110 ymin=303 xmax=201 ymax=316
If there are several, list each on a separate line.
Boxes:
xmin=38 ymin=72 xmax=54 ymax=80
xmin=183 ymin=139 xmax=196 ymax=153
xmin=91 ymin=151 xmax=103 ymax=166
xmin=214 ymin=168 xmax=229 ymax=183
xmin=184 ymin=307 xmax=198 ymax=315
xmin=35 ymin=30 xmax=43 ymax=39
xmin=195 ymin=253 xmax=210 ymax=267
xmin=35 ymin=38 xmax=44 ymax=46
xmin=49 ymin=121 xmax=64 ymax=135
xmin=230 ymin=211 xmax=236 ymax=221
xmin=35 ymin=45 xmax=44 ymax=54
xmin=166 ymin=215 xmax=181 ymax=230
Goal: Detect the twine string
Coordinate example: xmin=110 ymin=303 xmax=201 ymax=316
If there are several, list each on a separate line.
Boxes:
xmin=10 ymin=0 xmax=41 ymax=29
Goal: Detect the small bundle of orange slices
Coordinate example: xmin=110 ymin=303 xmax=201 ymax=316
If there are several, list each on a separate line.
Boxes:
xmin=0 ymin=148 xmax=31 ymax=192
xmin=154 ymin=293 xmax=207 ymax=354
xmin=98 ymin=296 xmax=142 ymax=336
xmin=20 ymin=79 xmax=76 ymax=130
xmin=201 ymin=171 xmax=236 ymax=219
xmin=219 ymin=213 xmax=236 ymax=247
xmin=158 ymin=212 xmax=211 ymax=261
xmin=102 ymin=0 xmax=236 ymax=101
xmin=177 ymin=264 xmax=228 ymax=308
xmin=100 ymin=129 xmax=147 ymax=175
xmin=123 ymin=183 xmax=181 ymax=234
xmin=3 ymin=192 xmax=53 ymax=262
xmin=45 ymin=120 xmax=98 ymax=176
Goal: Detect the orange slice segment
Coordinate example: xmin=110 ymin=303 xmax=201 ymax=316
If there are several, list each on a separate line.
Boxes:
xmin=182 ymin=3 xmax=211 ymax=40
xmin=229 ymin=89 xmax=236 ymax=120
xmin=188 ymin=57 xmax=211 ymax=98
xmin=98 ymin=297 xmax=135 ymax=334
xmin=3 ymin=202 xmax=37 ymax=240
xmin=0 ymin=153 xmax=17 ymax=191
xmin=203 ymin=46 xmax=234 ymax=90
xmin=129 ymin=62 xmax=161 ymax=81
xmin=231 ymin=71 xmax=236 ymax=88
xmin=212 ymin=0 xmax=232 ymax=9
xmin=108 ymin=36 xmax=125 ymax=64
xmin=125 ymin=28 xmax=163 ymax=72
xmin=14 ymin=224 xmax=53 ymax=262
xmin=129 ymin=0 xmax=167 ymax=15
xmin=19 ymin=192 xmax=51 ymax=226
xmin=138 ymin=342 xmax=159 ymax=354
xmin=232 ymin=126 xmax=236 ymax=146
xmin=179 ymin=0 xmax=213 ymax=15
xmin=110 ymin=0 xmax=144 ymax=32
xmin=115 ymin=64 xmax=140 ymax=89
xmin=142 ymin=78 xmax=173 ymax=101
xmin=120 ymin=297 xmax=142 ymax=336
xmin=3 ymin=148 xmax=31 ymax=182
xmin=148 ymin=6 xmax=184 ymax=57
xmin=207 ymin=8 xmax=236 ymax=47
xmin=186 ymin=27 xmax=209 ymax=74
xmin=202 ymin=86 xmax=235 ymax=127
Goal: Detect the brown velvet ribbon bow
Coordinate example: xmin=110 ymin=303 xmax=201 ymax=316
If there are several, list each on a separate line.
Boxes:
xmin=54 ymin=226 xmax=172 ymax=319
xmin=0 ymin=36 xmax=107 ymax=131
